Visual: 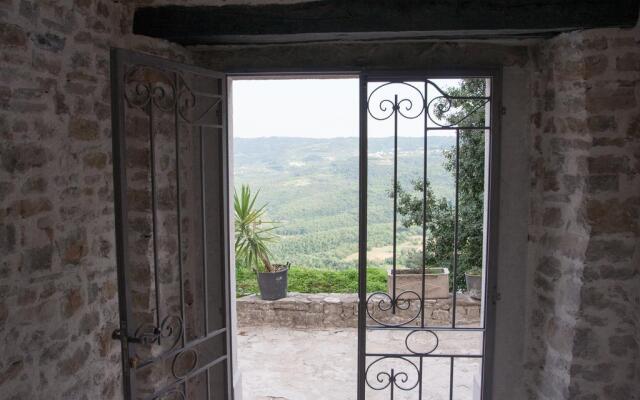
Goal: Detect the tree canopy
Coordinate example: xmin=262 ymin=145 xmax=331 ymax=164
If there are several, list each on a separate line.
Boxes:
xmin=396 ymin=79 xmax=487 ymax=289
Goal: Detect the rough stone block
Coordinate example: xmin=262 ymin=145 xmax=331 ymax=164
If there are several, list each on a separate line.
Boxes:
xmin=587 ymin=155 xmax=628 ymax=174
xmin=68 ymin=117 xmax=99 ymax=141
xmin=0 ymin=23 xmax=27 ymax=48
xmin=587 ymin=175 xmax=619 ymax=193
xmin=616 ymin=52 xmax=640 ymax=71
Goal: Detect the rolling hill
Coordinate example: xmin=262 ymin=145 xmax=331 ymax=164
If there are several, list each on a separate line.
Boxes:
xmin=233 ymin=136 xmax=456 ymax=269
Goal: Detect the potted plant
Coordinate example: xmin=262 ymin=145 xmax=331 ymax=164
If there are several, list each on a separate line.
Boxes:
xmin=234 ymin=185 xmax=289 ymax=300
xmin=464 ymin=267 xmax=482 ymax=300
xmin=387 ymin=249 xmax=450 ymax=299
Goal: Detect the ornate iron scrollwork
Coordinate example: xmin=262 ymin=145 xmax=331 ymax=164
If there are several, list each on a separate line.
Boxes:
xmin=132 ymin=315 xmax=183 ymax=349
xmin=124 ymin=65 xmax=177 ymax=112
xmin=365 ymin=356 xmax=421 ymax=392
xmin=425 ymin=80 xmax=489 ymax=128
xmin=366 ymin=80 xmax=489 ymax=127
xmin=367 ymin=82 xmax=425 ymax=121
xmin=366 ymin=291 xmax=422 ymax=327
xmin=123 ymin=65 xmax=222 ymax=124
xmin=176 ymin=75 xmax=222 ymax=124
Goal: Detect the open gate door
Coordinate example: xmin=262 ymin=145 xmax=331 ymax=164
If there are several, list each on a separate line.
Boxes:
xmin=111 ymin=49 xmax=233 ymax=400
xmin=358 ymin=72 xmax=500 ymax=400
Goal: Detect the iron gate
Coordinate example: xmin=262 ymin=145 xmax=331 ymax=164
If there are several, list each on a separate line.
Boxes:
xmin=357 ymin=72 xmax=500 ymax=400
xmin=111 ymin=49 xmax=233 ymax=400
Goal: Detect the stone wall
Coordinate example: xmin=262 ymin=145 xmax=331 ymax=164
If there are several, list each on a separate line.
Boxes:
xmin=0 ymin=1 xmax=637 ymax=399
xmin=525 ymin=25 xmax=640 ymax=400
xmin=0 ymin=2 xmax=191 ymax=399
xmin=236 ymin=293 xmax=481 ymax=328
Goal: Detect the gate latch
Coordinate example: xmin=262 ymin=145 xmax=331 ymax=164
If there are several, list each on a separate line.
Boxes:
xmin=112 ymin=328 xmax=162 ymax=345
xmin=112 ymin=328 xmax=140 ymax=343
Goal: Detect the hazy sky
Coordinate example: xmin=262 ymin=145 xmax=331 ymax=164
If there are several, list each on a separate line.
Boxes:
xmin=230 ymin=78 xmax=463 ymax=138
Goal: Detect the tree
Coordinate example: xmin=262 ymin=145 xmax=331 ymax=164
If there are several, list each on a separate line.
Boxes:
xmin=396 ymin=78 xmax=487 ymax=289
xmin=395 ymin=180 xmax=454 ymax=271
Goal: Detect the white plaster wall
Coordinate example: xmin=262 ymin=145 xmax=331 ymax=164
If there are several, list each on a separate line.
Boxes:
xmin=491 ymin=65 xmax=531 ymax=400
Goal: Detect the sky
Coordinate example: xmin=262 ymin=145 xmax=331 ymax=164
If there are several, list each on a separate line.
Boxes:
xmin=231 ymin=78 xmax=467 ymax=139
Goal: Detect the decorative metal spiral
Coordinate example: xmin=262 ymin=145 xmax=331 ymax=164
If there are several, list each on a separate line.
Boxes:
xmin=425 ymin=80 xmax=489 ymax=128
xmin=176 ymin=75 xmax=222 ymax=124
xmin=367 ymin=82 xmax=426 ymax=121
xmin=123 ymin=65 xmax=176 ymax=112
xmin=133 ymin=315 xmax=183 ymax=350
xmin=365 ymin=356 xmax=421 ymax=392
xmin=366 ymin=79 xmax=488 ymax=127
xmin=366 ymin=291 xmax=422 ymax=327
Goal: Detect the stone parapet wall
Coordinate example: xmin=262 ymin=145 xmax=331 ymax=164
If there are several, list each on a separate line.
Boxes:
xmin=237 ymin=293 xmax=481 ymax=328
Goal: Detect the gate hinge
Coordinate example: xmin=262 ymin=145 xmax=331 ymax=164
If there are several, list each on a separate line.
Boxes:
xmin=493 ymin=291 xmax=502 ymax=304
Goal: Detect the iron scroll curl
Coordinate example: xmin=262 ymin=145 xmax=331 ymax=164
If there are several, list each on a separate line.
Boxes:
xmin=124 ymin=65 xmax=177 ymax=112
xmin=133 ymin=315 xmax=183 ymax=350
xmin=366 ymin=291 xmax=422 ymax=327
xmin=425 ymin=79 xmax=489 ymax=128
xmin=365 ymin=356 xmax=421 ymax=392
xmin=367 ymin=82 xmax=426 ymax=121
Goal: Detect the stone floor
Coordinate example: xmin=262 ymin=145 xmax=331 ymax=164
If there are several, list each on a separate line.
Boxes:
xmin=237 ymin=327 xmax=483 ymax=400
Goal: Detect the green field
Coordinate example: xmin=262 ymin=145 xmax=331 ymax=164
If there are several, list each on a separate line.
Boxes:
xmin=233 ymin=136 xmax=455 ymax=271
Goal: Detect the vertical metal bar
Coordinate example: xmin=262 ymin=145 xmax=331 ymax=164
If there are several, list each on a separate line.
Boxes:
xmin=206 ymin=368 xmax=211 ymax=400
xmin=392 ymin=93 xmax=398 ymax=314
xmin=449 ymin=357 xmax=455 ymax=400
xmin=149 ymin=81 xmax=161 ymax=331
xmin=173 ymin=72 xmax=188 ymax=398
xmin=418 ymin=356 xmax=424 ymax=400
xmin=111 ymin=49 xmax=134 ymax=400
xmin=174 ymin=73 xmax=186 ymax=348
xmin=451 ymin=129 xmax=460 ymax=329
xmin=390 ymin=368 xmax=395 ymax=400
xmin=201 ymin=123 xmax=211 ymax=398
xmin=420 ymin=81 xmax=428 ymax=328
xmin=200 ymin=126 xmax=209 ymax=335
xmin=357 ymin=74 xmax=368 ymax=400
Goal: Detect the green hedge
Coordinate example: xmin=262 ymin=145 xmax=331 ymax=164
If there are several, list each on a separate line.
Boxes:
xmin=236 ymin=266 xmax=387 ymax=297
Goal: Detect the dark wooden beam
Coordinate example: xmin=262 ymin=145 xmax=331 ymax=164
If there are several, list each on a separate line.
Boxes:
xmin=134 ymin=0 xmax=639 ymax=45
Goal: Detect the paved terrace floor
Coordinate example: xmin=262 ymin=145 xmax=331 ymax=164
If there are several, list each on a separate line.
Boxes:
xmin=237 ymin=326 xmax=483 ymax=400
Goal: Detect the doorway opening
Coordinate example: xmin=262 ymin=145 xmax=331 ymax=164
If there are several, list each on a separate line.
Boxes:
xmin=110 ymin=50 xmax=498 ymax=400
xmin=228 ymin=73 xmax=498 ymax=400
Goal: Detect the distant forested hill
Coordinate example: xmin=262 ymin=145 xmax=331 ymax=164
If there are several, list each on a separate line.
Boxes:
xmin=233 ymin=136 xmax=455 ymax=269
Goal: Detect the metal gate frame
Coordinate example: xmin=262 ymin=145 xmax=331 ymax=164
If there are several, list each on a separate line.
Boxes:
xmin=111 ymin=48 xmax=234 ymax=400
xmin=357 ymin=69 xmax=502 ymax=400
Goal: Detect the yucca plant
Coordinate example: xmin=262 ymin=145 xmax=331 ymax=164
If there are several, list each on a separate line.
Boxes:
xmin=234 ymin=184 xmax=279 ymax=273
